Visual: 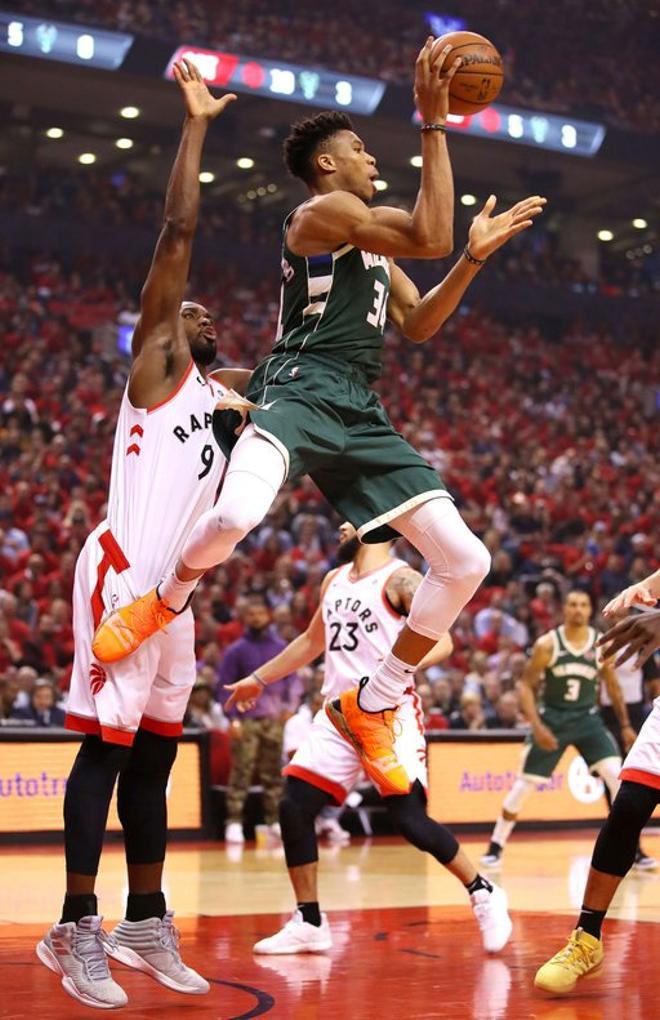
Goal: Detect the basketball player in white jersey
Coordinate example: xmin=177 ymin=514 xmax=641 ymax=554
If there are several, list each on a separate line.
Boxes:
xmin=37 ymin=60 xmax=246 ymax=1009
xmin=224 ymin=523 xmax=512 ymax=955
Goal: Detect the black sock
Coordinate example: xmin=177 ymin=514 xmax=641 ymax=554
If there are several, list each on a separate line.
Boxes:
xmin=126 ymin=891 xmax=167 ymax=922
xmin=297 ymin=901 xmax=321 ymax=927
xmin=465 ymin=874 xmax=493 ymax=895
xmin=577 ymin=906 xmax=606 ymax=940
xmin=60 ymin=893 xmax=98 ymax=924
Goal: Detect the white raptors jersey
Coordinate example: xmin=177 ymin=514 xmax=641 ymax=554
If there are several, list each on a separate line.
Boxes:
xmin=105 ymin=361 xmax=226 ymax=591
xmin=321 ymin=558 xmax=407 ymax=699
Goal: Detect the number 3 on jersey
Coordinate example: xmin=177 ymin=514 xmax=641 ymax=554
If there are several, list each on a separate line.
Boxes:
xmin=564 ymin=678 xmax=581 ymax=702
xmin=367 ymin=279 xmax=388 ymax=330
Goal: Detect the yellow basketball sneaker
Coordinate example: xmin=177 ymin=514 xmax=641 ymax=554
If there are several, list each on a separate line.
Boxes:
xmin=325 ymin=684 xmax=411 ymax=797
xmin=92 ymin=588 xmax=177 ymax=663
xmin=534 ymin=929 xmax=604 ymax=994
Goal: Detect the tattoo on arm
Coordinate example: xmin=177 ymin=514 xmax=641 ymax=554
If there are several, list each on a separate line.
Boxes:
xmin=386 ymin=568 xmax=423 ymax=615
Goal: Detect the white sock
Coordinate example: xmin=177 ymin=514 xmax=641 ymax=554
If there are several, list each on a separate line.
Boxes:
xmin=158 ymin=567 xmax=199 ymax=612
xmin=358 ymin=652 xmax=416 ymax=712
xmin=492 ymin=816 xmax=516 ymax=849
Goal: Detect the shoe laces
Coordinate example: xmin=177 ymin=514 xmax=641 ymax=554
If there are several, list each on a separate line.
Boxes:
xmin=552 ymin=932 xmax=593 ymax=970
xmin=158 ymin=914 xmax=181 ymax=954
xmin=76 ymin=927 xmax=112 ymax=982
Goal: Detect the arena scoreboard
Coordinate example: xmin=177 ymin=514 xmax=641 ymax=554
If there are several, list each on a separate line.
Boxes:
xmin=164 ymin=45 xmax=386 ymax=115
xmin=0 ymin=10 xmax=133 ymax=69
xmin=413 ymin=104 xmax=605 ymax=156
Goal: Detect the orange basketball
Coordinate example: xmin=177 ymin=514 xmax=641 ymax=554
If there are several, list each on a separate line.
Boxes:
xmin=433 ymin=31 xmax=504 ymax=115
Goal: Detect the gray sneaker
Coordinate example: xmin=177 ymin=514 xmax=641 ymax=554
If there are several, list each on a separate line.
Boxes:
xmin=36 ymin=915 xmax=128 ymax=1009
xmin=104 ymin=911 xmax=209 ymax=995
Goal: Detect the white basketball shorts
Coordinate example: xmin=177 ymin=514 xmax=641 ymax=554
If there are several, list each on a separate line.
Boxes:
xmin=65 ymin=522 xmax=196 ymax=746
xmin=283 ymin=690 xmax=428 ymax=802
xmin=620 ymin=700 xmax=660 ymax=790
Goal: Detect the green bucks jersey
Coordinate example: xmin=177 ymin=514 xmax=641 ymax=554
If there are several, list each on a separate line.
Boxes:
xmin=271 ymin=208 xmax=391 ymax=382
xmin=541 ymin=626 xmax=601 ymax=714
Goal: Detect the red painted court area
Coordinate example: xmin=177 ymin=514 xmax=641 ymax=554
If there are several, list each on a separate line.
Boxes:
xmin=2 ymin=907 xmax=656 ymax=1020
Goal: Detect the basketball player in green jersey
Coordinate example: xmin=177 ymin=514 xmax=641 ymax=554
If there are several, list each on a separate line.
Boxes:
xmin=94 ymin=38 xmax=546 ymax=799
xmin=481 ymin=591 xmax=635 ymax=866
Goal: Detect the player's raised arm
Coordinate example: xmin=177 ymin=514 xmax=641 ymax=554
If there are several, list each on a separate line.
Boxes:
xmin=287 ymin=38 xmax=460 ymax=260
xmin=387 ymin=194 xmax=546 ymax=342
xmin=517 ymin=635 xmax=558 ymax=751
xmin=129 ymin=59 xmax=236 ymax=396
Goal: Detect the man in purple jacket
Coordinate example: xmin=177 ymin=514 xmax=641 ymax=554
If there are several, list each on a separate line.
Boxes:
xmin=218 ymin=595 xmax=302 ymax=843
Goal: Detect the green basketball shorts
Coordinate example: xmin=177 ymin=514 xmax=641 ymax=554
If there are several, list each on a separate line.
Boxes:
xmin=213 ymin=352 xmax=451 ymax=543
xmin=521 ymin=708 xmax=621 ymax=779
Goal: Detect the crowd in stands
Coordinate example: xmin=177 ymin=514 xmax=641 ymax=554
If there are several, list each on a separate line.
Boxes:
xmin=11 ymin=0 xmax=660 ymax=132
xmin=3 ymin=168 xmax=658 ymax=299
xmin=1 ymin=226 xmax=657 ymax=736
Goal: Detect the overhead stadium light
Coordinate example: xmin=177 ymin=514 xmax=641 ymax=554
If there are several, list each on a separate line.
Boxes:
xmin=120 ymin=106 xmax=140 ymax=119
xmin=78 ymin=152 xmax=97 ymax=164
xmin=45 ymin=127 xmax=64 ymax=139
xmin=236 ymin=157 xmax=255 ymax=169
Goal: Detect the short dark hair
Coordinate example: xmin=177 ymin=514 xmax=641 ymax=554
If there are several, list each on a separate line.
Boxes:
xmin=283 ymin=110 xmax=354 ymax=184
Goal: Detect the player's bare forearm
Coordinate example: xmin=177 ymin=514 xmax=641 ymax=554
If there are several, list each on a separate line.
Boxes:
xmin=255 ymin=627 xmax=325 ymax=686
xmin=517 ymin=680 xmax=542 ymax=727
xmin=602 ymin=664 xmax=632 ymax=729
xmin=390 ymin=255 xmax=480 ymax=343
xmin=411 ymin=129 xmax=454 ymax=254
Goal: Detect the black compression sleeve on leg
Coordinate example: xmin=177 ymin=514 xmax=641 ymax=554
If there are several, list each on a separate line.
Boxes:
xmin=64 ymin=735 xmax=131 ymax=876
xmin=592 ymin=780 xmax=660 ymax=878
xmin=279 ymin=777 xmax=333 ymax=870
xmin=385 ymin=780 xmax=459 ymax=866
xmin=117 ymin=729 xmax=178 ymax=865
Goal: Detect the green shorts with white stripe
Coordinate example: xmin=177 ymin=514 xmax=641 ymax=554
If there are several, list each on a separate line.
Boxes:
xmin=213 ymin=352 xmax=450 ymax=544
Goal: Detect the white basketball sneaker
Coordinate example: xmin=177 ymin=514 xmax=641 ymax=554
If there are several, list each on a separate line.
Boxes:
xmin=104 ymin=911 xmax=209 ymax=994
xmin=253 ymin=910 xmax=333 ymax=955
xmin=225 ymin=821 xmax=245 ymax=844
xmin=36 ymin=915 xmax=128 ymax=1009
xmin=470 ymin=884 xmax=513 ymax=953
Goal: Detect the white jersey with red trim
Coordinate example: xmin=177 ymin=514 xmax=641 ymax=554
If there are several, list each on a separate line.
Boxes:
xmin=105 ymin=361 xmax=227 ymax=592
xmin=320 ymin=558 xmax=407 ymax=699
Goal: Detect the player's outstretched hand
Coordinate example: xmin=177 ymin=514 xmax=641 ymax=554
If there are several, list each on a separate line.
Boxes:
xmin=598 ymin=608 xmax=660 ymax=668
xmin=602 ymin=580 xmax=658 ymax=618
xmin=224 ymin=676 xmax=263 ymax=713
xmin=414 ymin=36 xmax=462 ymax=124
xmin=172 ymin=57 xmax=237 ymax=120
xmin=467 ymin=195 xmax=547 ymax=261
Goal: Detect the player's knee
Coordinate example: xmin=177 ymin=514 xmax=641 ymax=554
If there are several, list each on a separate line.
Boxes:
xmin=458 ymin=534 xmax=491 ymax=587
xmin=125 ymin=729 xmax=178 ymax=780
xmin=502 ymin=776 xmax=535 ymax=815
xmin=609 ymin=781 xmax=655 ymax=830
xmin=215 ymin=495 xmax=265 ymax=545
xmin=593 ymin=756 xmax=621 ymax=799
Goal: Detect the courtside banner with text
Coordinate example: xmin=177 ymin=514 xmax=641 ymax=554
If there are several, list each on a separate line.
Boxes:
xmin=428 ymin=738 xmax=609 ymax=825
xmin=0 ymin=737 xmax=201 ymax=833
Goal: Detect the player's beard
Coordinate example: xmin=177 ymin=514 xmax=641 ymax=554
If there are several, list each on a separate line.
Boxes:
xmin=190 ymin=338 xmax=217 ymax=366
xmin=336 ymin=536 xmax=360 ymax=565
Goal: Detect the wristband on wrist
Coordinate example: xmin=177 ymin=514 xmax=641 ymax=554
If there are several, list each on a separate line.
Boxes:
xmin=252 ymin=671 xmax=267 ymax=690
xmin=420 ymin=122 xmax=446 ymax=133
xmin=463 ymin=245 xmax=487 ymax=266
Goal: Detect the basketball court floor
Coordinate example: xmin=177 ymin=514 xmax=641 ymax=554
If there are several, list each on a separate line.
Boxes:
xmin=2 ymin=830 xmax=659 ymax=1019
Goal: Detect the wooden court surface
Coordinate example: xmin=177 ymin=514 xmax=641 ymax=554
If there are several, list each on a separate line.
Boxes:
xmin=1 ymin=831 xmax=659 ymax=1019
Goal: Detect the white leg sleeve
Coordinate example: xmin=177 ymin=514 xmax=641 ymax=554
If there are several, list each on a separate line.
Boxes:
xmin=394 ymin=498 xmax=491 ymax=640
xmin=593 ymin=756 xmax=623 ymax=800
xmin=182 ymin=425 xmax=287 ymax=572
xmin=502 ymin=776 xmax=536 ymax=815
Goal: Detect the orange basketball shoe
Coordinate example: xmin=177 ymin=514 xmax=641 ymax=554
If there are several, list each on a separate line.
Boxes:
xmin=92 ymin=588 xmax=177 ymax=663
xmin=325 ymin=684 xmax=410 ymax=797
